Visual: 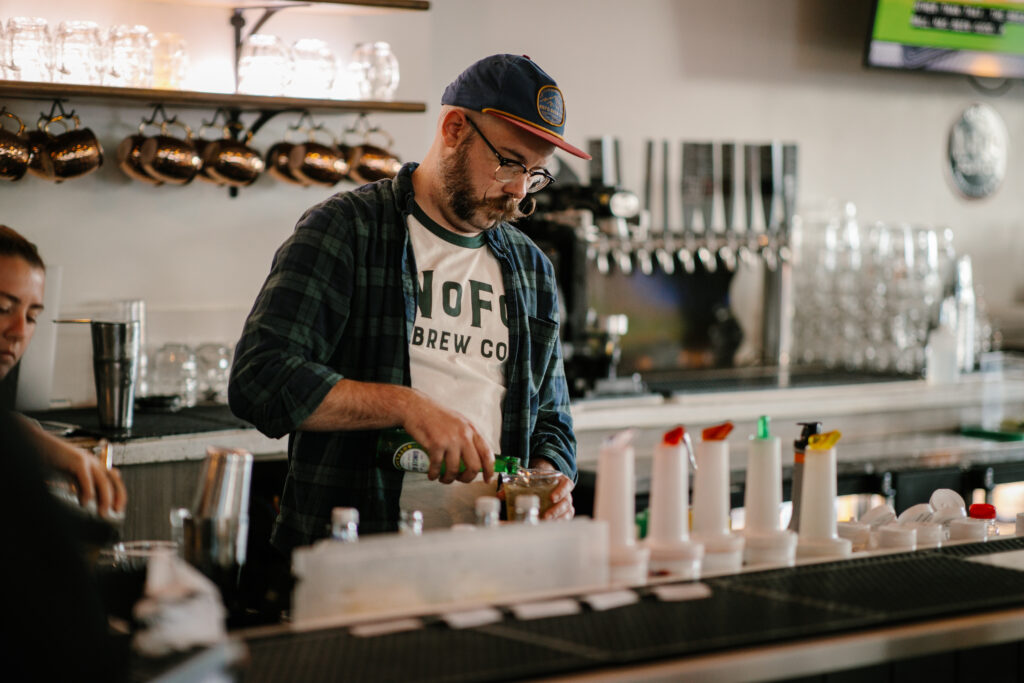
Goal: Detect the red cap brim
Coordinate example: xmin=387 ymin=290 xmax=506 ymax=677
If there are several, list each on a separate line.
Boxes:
xmin=486 ymin=111 xmax=592 ymax=160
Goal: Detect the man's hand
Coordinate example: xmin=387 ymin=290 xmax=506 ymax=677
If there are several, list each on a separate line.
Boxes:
xmin=402 ymin=391 xmax=495 ymax=485
xmin=523 ymin=457 xmax=575 ymax=521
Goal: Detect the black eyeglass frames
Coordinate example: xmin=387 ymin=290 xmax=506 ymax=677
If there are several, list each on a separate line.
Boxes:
xmin=465 ymin=117 xmax=555 ymax=194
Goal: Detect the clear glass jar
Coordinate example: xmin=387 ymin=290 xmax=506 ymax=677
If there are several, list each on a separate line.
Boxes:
xmin=503 ymin=468 xmax=562 ymax=522
xmin=237 ymin=33 xmax=290 ymax=96
xmin=54 ymin=21 xmax=105 ymax=85
xmin=288 ymin=38 xmax=336 ymax=98
xmin=107 ymin=24 xmax=154 ymax=88
xmin=150 ymin=343 xmax=199 ymax=407
xmin=348 ymin=41 xmax=399 ymax=100
xmin=6 ymin=16 xmax=53 ymax=83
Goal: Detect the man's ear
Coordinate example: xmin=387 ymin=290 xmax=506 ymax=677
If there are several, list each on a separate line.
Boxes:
xmin=439 ymin=109 xmax=469 ymax=149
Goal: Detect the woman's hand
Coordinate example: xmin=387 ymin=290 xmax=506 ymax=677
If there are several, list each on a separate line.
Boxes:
xmin=18 ymin=416 xmax=128 ymax=517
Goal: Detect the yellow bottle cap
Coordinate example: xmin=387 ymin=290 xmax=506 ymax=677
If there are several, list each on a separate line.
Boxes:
xmin=807 ymin=430 xmax=841 ymax=450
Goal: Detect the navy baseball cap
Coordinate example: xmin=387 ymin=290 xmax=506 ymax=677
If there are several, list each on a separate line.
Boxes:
xmin=441 ymin=54 xmax=592 ymax=160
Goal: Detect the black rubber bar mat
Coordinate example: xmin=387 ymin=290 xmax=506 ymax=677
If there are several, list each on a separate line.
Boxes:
xmin=26 ymin=405 xmax=251 ymax=440
xmin=243 ymin=624 xmax=594 ymax=683
xmin=240 ymin=542 xmax=1024 ymax=683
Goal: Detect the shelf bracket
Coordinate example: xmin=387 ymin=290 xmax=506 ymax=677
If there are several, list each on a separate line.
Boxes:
xmin=231 ymin=3 xmax=313 ymax=92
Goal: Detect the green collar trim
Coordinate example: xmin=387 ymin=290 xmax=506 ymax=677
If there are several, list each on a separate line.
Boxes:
xmin=411 ymin=202 xmax=486 ymax=249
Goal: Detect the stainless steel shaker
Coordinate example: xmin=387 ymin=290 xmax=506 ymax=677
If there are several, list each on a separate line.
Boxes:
xmin=174 ymin=446 xmax=254 ymax=581
xmin=90 ymin=320 xmax=140 ymax=431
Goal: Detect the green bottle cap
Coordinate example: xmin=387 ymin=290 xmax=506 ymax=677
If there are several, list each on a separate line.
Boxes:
xmin=757 ymin=415 xmax=770 ymax=440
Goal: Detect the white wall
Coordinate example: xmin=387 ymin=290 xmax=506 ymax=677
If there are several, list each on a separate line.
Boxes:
xmin=4 ymin=0 xmax=1024 ymax=404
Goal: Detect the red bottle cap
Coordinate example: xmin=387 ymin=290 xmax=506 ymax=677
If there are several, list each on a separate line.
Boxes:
xmin=702 ymin=422 xmax=734 ymax=441
xmin=968 ymin=503 xmax=996 ymax=520
xmin=663 ymin=426 xmax=685 ymax=446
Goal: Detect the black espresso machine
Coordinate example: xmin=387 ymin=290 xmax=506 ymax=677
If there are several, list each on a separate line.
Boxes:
xmin=519 ymin=137 xmax=795 ymax=398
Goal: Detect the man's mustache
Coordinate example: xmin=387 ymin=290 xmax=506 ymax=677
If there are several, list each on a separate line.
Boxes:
xmin=518 ymin=196 xmax=536 ymax=218
xmin=491 ymin=196 xmax=535 ymax=220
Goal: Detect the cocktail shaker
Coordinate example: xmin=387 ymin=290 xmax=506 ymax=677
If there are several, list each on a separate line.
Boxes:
xmin=90 ymin=320 xmax=140 ymax=431
xmin=172 ymin=446 xmax=253 ymax=609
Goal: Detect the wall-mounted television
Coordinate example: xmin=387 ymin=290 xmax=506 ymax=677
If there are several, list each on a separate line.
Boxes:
xmin=866 ymin=0 xmax=1024 ymax=79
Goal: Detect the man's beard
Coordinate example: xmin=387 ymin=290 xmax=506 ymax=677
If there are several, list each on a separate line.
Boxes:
xmin=441 ymin=136 xmax=534 ymax=230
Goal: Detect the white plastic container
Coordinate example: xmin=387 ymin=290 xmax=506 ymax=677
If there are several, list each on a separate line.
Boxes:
xmin=292 ymin=519 xmax=610 ymax=628
xmin=796 ymin=445 xmax=852 ymax=559
xmin=692 ymin=439 xmax=744 ymax=573
xmin=878 ymin=523 xmax=917 ymax=551
xmin=743 ymin=428 xmax=796 ymax=567
xmin=948 ymin=517 xmax=988 ymax=543
xmin=908 ymin=521 xmax=943 ymax=548
xmin=594 ymin=430 xmax=649 ymax=584
xmin=645 ymin=427 xmax=703 ymax=579
xmin=837 ymin=521 xmax=871 ymax=552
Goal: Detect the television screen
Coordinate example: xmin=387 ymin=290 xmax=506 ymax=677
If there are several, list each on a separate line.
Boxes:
xmin=866 ymin=0 xmax=1024 ymax=78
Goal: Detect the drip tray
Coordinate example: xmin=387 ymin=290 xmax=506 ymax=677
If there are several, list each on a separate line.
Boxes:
xmin=241 ymin=539 xmax=1024 ymax=683
xmin=25 ymin=405 xmax=250 ymax=441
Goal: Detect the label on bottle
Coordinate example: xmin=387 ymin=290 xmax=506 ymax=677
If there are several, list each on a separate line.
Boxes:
xmin=377 ymin=428 xmax=517 ymax=474
xmin=394 ymin=442 xmax=431 ymax=473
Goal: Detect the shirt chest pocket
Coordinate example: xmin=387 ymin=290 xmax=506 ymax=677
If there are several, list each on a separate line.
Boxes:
xmin=527 ymin=316 xmax=559 ymax=394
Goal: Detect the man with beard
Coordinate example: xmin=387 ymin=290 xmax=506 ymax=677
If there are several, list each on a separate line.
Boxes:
xmin=230 ymin=54 xmax=590 ymax=551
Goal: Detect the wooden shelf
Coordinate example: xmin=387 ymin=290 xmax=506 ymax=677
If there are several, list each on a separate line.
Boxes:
xmin=0 ymin=81 xmax=426 ymax=115
xmin=145 ymin=0 xmax=429 ymax=12
xmin=288 ymin=0 xmax=429 ymax=8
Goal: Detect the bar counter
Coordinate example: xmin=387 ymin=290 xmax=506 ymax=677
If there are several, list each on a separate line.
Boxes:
xmin=144 ymin=538 xmax=1024 ymax=683
xmin=66 ymin=373 xmax=1024 ymax=682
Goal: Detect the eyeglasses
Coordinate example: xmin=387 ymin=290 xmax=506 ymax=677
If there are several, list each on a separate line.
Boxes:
xmin=465 ymin=117 xmax=555 ymax=194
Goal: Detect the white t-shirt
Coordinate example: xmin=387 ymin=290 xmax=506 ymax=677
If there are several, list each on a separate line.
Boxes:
xmin=400 ymin=203 xmax=509 ymax=527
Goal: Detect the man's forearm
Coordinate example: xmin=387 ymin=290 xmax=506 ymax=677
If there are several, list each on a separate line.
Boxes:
xmin=298 ymin=379 xmax=416 ymax=431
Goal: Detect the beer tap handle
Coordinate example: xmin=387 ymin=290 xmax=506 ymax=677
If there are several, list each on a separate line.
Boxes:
xmin=782 ymin=143 xmax=798 ymax=237
xmin=759 ymin=143 xmax=779 ymax=234
xmin=721 ymin=142 xmax=735 ymax=234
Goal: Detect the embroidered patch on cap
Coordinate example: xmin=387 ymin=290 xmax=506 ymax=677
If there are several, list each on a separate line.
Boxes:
xmin=536 ymin=85 xmax=565 ymax=128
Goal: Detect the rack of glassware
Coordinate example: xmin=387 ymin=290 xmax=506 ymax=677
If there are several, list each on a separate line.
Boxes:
xmin=0 ymin=0 xmax=429 ymax=114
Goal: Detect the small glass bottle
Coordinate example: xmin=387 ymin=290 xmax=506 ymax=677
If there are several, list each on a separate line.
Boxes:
xmin=968 ymin=503 xmax=999 ymax=538
xmin=331 ymin=506 xmax=359 ymax=543
xmin=475 ymin=496 xmax=500 ymax=528
xmin=399 ymin=509 xmax=423 ymax=536
xmin=514 ymin=494 xmax=540 ymax=525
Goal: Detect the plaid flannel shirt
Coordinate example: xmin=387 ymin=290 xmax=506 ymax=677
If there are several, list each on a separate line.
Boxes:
xmin=228 ymin=163 xmax=577 ymax=553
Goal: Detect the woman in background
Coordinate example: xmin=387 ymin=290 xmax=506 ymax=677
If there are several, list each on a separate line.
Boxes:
xmin=0 ymin=224 xmax=126 ymax=516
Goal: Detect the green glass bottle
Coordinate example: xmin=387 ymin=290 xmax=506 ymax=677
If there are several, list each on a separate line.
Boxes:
xmin=377 ymin=427 xmax=518 ymax=475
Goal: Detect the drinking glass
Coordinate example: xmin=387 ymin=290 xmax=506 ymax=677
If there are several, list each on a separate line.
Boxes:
xmin=152 ymin=33 xmax=189 ymax=90
xmin=288 ymin=38 xmax=336 ymax=98
xmin=237 ymin=33 xmax=290 ymax=96
xmin=6 ymin=17 xmax=53 ymax=83
xmin=791 ymin=200 xmax=842 ymax=366
xmin=107 ymin=24 xmax=154 ymax=88
xmin=349 ymin=41 xmax=399 ymax=100
xmin=54 ymin=20 xmax=105 ymax=85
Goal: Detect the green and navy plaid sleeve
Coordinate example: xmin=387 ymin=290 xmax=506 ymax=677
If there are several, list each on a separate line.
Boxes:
xmin=228 ymin=181 xmax=411 ymax=439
